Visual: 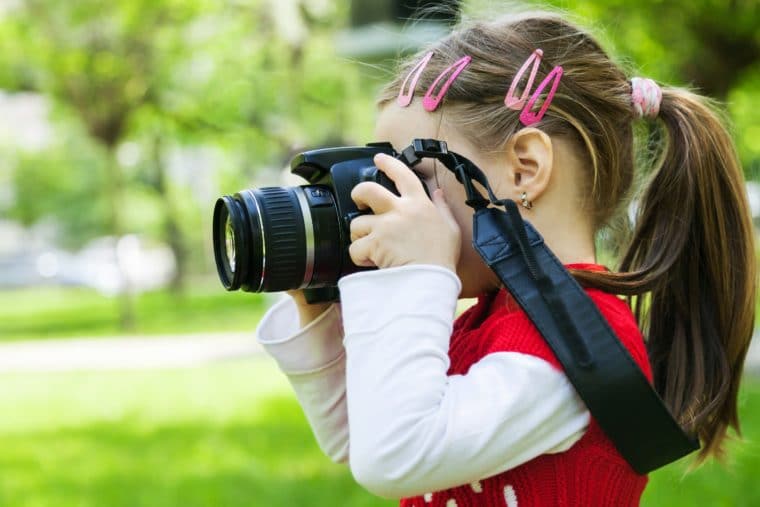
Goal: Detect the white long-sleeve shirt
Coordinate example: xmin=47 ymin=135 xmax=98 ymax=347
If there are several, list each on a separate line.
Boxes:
xmin=256 ymin=264 xmax=590 ymax=499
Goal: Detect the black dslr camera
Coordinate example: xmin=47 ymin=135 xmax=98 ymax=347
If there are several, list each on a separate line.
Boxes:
xmin=212 ymin=142 xmax=432 ymax=302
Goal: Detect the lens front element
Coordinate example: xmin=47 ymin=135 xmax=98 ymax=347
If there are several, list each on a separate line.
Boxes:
xmin=225 ymin=214 xmax=236 ymax=273
xmin=213 ymin=196 xmax=250 ymax=291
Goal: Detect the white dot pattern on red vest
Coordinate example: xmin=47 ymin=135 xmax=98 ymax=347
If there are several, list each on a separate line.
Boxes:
xmin=504 ymin=485 xmax=518 ymax=507
xmin=412 ymin=484 xmax=517 ymax=506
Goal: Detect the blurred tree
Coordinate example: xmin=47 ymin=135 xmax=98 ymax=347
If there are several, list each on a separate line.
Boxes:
xmin=0 ymin=0 xmax=368 ymax=329
xmin=0 ymin=0 xmax=224 ymax=327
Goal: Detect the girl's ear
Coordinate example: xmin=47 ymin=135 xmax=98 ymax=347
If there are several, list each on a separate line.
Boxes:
xmin=504 ymin=127 xmax=553 ymax=204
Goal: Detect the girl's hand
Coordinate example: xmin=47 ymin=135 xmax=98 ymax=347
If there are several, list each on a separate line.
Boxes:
xmin=286 ymin=289 xmax=332 ymax=327
xmin=348 ymin=153 xmax=461 ymax=272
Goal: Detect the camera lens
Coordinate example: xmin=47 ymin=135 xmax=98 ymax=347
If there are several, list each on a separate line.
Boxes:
xmin=225 ymin=215 xmax=236 ymax=273
xmin=213 ymin=186 xmax=343 ymax=293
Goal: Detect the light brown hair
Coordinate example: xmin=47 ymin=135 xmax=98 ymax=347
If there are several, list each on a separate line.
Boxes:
xmin=378 ymin=10 xmax=756 ymax=463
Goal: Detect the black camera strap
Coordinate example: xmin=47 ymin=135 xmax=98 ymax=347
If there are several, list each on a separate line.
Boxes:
xmin=398 ymin=139 xmax=699 ymax=474
xmin=471 ymin=203 xmax=699 ymax=474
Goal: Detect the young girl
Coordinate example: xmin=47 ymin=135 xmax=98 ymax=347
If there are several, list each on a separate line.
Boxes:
xmin=256 ymin=9 xmax=756 ymax=507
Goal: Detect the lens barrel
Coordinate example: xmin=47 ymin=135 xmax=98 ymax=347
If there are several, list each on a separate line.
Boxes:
xmin=213 ymin=186 xmax=342 ymax=293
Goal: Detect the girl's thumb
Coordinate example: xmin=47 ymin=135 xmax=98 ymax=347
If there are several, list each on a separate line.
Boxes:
xmin=432 ymin=189 xmax=458 ymax=229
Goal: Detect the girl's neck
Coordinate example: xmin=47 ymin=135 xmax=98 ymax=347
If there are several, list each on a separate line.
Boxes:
xmin=548 ymin=236 xmax=597 ymax=266
xmin=527 ymin=205 xmax=597 ymax=267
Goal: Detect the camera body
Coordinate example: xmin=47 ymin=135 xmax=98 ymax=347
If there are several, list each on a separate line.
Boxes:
xmin=213 ymin=142 xmax=427 ymax=300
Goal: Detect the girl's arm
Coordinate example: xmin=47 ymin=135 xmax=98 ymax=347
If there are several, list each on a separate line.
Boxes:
xmin=339 ymin=264 xmax=590 ymax=499
xmin=256 ymin=265 xmax=590 ymax=494
xmin=256 ymin=297 xmax=349 ymax=463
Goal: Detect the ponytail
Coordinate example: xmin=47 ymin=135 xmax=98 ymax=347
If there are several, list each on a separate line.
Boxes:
xmin=575 ymin=87 xmax=756 ymax=462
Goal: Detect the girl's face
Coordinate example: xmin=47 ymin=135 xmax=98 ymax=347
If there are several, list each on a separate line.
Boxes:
xmin=374 ymin=102 xmax=503 ymax=298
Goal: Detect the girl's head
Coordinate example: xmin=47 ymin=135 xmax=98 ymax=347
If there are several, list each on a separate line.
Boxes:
xmin=375 ymin=10 xmax=756 ymax=465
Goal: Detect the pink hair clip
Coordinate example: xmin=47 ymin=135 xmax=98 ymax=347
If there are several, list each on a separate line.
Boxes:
xmin=519 ymin=66 xmax=564 ymax=126
xmin=503 ymin=49 xmax=564 ymax=126
xmin=504 ymin=49 xmax=543 ymax=110
xmin=397 ymin=51 xmax=434 ymax=107
xmin=422 ymin=55 xmax=472 ymax=112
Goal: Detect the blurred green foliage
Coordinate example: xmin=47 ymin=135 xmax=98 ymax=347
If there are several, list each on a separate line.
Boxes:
xmin=9 ymin=132 xmax=111 ymax=248
xmin=0 ymin=0 xmax=376 ymax=289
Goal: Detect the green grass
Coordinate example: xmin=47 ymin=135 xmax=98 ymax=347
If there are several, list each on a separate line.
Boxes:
xmin=0 ymin=356 xmax=758 ymax=506
xmin=0 ymin=286 xmax=269 ymax=341
xmin=0 ymin=357 xmax=392 ymax=507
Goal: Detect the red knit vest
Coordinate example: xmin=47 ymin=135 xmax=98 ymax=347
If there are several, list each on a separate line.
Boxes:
xmin=399 ymin=264 xmax=652 ymax=507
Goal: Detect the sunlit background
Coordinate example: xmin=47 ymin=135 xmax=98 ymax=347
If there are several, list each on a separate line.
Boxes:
xmin=0 ymin=0 xmax=758 ymax=505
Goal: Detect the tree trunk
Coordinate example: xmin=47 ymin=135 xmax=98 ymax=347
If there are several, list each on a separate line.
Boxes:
xmin=151 ymin=133 xmax=187 ymax=294
xmin=105 ymin=149 xmax=136 ymax=331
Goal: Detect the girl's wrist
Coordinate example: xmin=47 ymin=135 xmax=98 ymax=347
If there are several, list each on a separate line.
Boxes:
xmin=287 ymin=290 xmax=333 ymax=327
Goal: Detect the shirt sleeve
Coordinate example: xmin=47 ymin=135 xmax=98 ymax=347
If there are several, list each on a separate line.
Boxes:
xmin=338 ymin=265 xmax=590 ymax=499
xmin=255 ymin=296 xmax=349 ymax=463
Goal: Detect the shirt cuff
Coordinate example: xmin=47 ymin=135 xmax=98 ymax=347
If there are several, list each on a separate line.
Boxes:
xmin=338 ymin=264 xmax=462 ymax=338
xmin=256 ymin=296 xmax=344 ymax=374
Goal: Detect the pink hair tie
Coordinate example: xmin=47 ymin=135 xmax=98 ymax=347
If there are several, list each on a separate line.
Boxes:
xmin=630 ymin=77 xmax=662 ymax=119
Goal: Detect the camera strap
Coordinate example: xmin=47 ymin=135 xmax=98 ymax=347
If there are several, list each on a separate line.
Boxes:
xmin=398 ymin=139 xmax=699 ymax=474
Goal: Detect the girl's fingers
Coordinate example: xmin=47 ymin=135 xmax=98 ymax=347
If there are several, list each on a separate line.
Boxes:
xmin=349 ymin=214 xmax=377 ymax=242
xmin=373 ymin=153 xmax=427 ymax=198
xmin=351 ymin=181 xmax=396 ymax=214
xmin=348 ymin=236 xmax=376 ymax=267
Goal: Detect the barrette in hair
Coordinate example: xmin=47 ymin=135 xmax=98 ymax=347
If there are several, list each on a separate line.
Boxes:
xmin=422 ymin=56 xmax=472 ymax=112
xmin=504 ymin=49 xmax=543 ymax=110
xmin=504 ymin=49 xmax=563 ymax=127
xmin=397 ymin=51 xmax=434 ymax=107
xmin=519 ymin=66 xmax=563 ymax=126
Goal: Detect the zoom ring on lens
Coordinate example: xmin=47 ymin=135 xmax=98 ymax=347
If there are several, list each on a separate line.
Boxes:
xmin=293 ymin=187 xmax=315 ymax=288
xmin=255 ymin=187 xmax=305 ymax=291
